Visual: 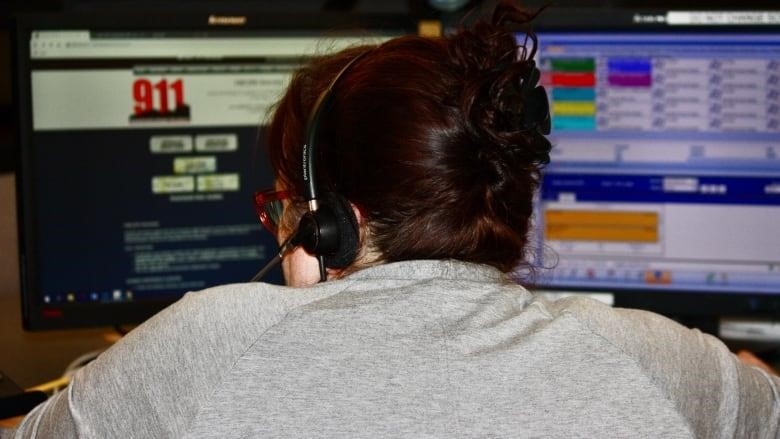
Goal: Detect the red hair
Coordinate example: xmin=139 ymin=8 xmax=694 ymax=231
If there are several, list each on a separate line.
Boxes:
xmin=266 ymin=1 xmax=551 ymax=273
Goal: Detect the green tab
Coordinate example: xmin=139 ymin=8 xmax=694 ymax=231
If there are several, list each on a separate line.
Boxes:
xmin=550 ymin=58 xmax=595 ymax=72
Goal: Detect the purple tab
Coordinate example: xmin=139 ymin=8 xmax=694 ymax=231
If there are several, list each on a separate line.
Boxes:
xmin=608 ymin=73 xmax=652 ymax=87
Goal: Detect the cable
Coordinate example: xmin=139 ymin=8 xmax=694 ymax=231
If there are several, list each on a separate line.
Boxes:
xmin=25 ymin=348 xmax=110 ymax=396
xmin=26 ymin=376 xmax=70 ymax=395
xmin=63 ymin=349 xmax=105 ymax=376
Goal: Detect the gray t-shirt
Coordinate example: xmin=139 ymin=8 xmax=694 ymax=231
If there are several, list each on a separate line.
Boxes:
xmin=8 ymin=260 xmax=780 ymax=438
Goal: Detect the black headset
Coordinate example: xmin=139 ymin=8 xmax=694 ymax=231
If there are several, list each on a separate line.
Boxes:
xmin=293 ymin=53 xmax=369 ymax=282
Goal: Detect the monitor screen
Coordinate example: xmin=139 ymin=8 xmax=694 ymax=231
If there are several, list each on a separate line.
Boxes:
xmin=14 ymin=12 xmax=414 ymax=329
xmin=530 ymin=10 xmax=780 ymax=319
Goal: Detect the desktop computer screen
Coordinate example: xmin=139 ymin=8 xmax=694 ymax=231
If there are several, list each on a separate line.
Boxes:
xmin=14 ymin=12 xmax=414 ymax=329
xmin=530 ymin=10 xmax=780 ymax=319
xmin=16 ymin=8 xmax=778 ymax=330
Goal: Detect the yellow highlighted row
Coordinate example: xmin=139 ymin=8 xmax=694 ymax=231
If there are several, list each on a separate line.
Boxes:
xmin=545 ymin=210 xmax=659 ymax=243
xmin=553 ymin=101 xmax=596 ymax=116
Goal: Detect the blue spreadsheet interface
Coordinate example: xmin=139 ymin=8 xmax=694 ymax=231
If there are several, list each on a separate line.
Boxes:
xmin=531 ymin=32 xmax=780 ymax=295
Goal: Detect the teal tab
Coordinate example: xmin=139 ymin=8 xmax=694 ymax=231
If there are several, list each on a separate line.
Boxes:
xmin=552 ymin=88 xmax=596 ymax=101
xmin=553 ymin=116 xmax=596 ymax=131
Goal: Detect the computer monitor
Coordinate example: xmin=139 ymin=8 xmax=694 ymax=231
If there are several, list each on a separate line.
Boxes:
xmin=14 ymin=11 xmax=415 ymax=329
xmin=529 ymin=9 xmax=780 ymax=323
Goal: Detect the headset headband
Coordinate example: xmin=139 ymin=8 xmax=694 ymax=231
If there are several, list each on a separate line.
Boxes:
xmin=301 ymin=51 xmax=370 ymax=209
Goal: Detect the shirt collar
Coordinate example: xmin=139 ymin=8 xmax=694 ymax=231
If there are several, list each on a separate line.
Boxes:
xmin=344 ymin=259 xmax=510 ymax=284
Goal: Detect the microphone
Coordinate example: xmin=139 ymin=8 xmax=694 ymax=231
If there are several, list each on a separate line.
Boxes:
xmin=249 ymin=233 xmax=298 ymax=282
xmin=249 ymin=212 xmax=332 ymax=282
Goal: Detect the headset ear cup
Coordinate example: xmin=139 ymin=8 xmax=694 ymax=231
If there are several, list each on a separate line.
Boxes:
xmin=321 ymin=192 xmax=360 ymax=269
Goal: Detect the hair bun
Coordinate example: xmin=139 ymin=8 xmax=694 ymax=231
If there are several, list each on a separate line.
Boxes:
xmin=446 ymin=2 xmax=552 ymax=169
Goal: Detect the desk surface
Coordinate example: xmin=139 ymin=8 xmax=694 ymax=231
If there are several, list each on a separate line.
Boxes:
xmin=0 ymin=415 xmax=23 ymax=429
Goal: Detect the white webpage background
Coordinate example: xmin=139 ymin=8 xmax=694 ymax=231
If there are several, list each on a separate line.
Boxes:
xmin=31 ymin=70 xmax=290 ymax=130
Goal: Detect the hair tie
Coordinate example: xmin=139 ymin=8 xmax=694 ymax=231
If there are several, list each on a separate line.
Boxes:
xmin=521 ymin=62 xmax=551 ymax=136
xmin=517 ymin=62 xmax=552 ymax=165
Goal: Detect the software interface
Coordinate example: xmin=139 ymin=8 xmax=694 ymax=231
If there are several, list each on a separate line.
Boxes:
xmin=533 ymin=31 xmax=780 ymax=295
xmin=24 ymin=29 xmax=389 ymax=312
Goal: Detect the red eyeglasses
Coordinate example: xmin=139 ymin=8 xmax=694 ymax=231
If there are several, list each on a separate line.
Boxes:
xmin=253 ymin=189 xmax=292 ymax=235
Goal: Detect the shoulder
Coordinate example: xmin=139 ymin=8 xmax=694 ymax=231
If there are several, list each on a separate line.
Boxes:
xmin=35 ymin=280 xmax=355 ymax=438
xmin=106 ymin=279 xmax=351 ymax=376
xmin=541 ymin=295 xmax=727 ymax=382
xmin=544 ymin=295 xmax=703 ymax=350
xmin=130 ymin=280 xmax=352 ymax=353
xmin=538 ymin=294 xmax=780 ymax=438
xmin=168 ymin=282 xmax=322 ymax=323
